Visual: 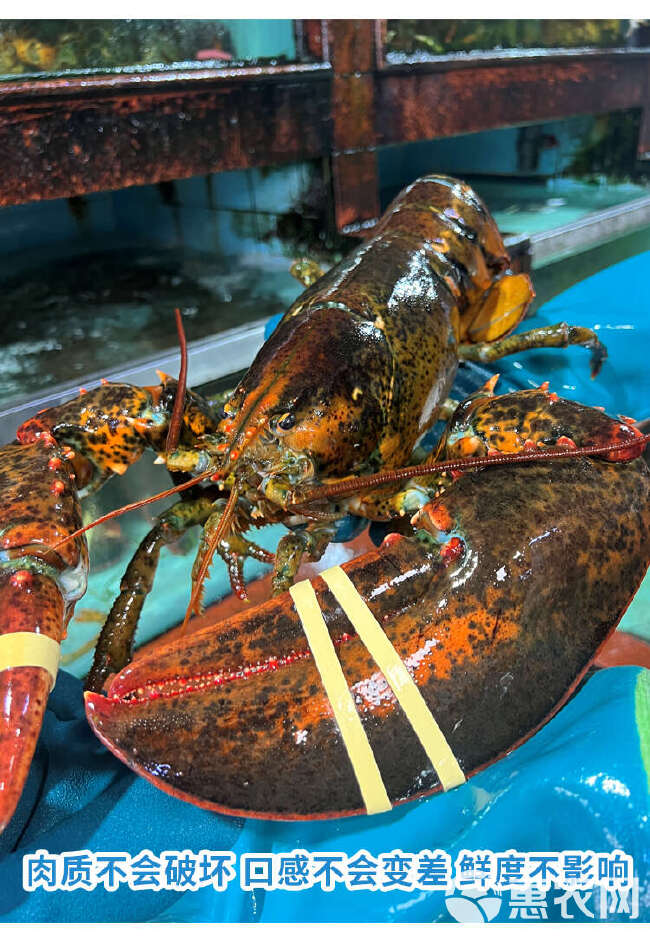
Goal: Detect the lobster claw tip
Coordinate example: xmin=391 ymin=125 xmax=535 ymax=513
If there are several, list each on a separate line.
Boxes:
xmin=84 ymin=692 xmax=125 ymax=757
xmin=84 ymin=690 xmax=115 ymax=721
xmin=0 ymin=668 xmax=52 ymax=835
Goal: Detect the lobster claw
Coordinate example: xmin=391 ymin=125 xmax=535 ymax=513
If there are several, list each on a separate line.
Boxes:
xmin=85 ymin=393 xmax=650 ymax=821
xmin=0 ymin=572 xmax=66 ymax=833
xmin=0 ymin=441 xmax=87 ymax=834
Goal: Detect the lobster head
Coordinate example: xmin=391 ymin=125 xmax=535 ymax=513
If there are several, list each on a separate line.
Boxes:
xmin=211 ymin=306 xmax=391 ymax=512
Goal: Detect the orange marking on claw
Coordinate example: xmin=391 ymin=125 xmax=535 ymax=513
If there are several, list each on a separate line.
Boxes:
xmin=539 ymin=381 xmax=550 ymax=392
xmin=457 ymin=435 xmax=481 ymax=456
xmin=548 ymin=392 xmax=559 ymax=403
xmin=48 ymin=457 xmax=63 ymax=470
xmin=11 ymin=570 xmax=32 ymax=587
xmin=79 ymin=387 xmax=88 ymax=395
xmin=50 ymin=480 xmax=65 ymax=496
xmin=556 ymin=435 xmax=577 ymax=449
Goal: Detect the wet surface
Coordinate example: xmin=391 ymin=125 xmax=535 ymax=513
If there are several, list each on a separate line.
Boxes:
xmin=381 ymin=177 xmax=650 ymax=238
xmin=0 ymin=246 xmax=302 ymax=404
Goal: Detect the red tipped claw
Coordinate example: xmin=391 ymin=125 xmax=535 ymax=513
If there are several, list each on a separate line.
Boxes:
xmin=0 ymin=573 xmax=66 ymax=834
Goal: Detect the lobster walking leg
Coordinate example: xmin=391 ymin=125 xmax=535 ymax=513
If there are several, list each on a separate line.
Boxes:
xmin=86 ymin=496 xmax=215 ymax=692
xmin=459 ymin=321 xmax=607 ymax=377
xmin=272 ymin=521 xmax=337 ymax=595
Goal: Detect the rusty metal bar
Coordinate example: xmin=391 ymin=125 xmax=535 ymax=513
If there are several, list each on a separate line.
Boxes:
xmin=326 ymin=19 xmax=380 ymax=233
xmin=379 ymin=46 xmax=650 ymax=71
xmin=376 ymin=51 xmax=650 ymax=144
xmin=0 ymin=61 xmax=331 ymax=103
xmin=0 ymin=25 xmax=648 ymax=215
xmin=0 ymin=63 xmax=332 ymax=206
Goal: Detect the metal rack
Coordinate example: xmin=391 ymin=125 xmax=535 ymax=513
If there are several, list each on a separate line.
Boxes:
xmin=1 ymin=20 xmax=648 ymax=233
xmin=2 ymin=20 xmax=650 ymax=443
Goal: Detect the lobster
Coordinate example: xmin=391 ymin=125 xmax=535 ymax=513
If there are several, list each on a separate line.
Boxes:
xmin=0 ymin=173 xmax=633 ymax=830
xmin=83 ymin=385 xmax=650 ymax=818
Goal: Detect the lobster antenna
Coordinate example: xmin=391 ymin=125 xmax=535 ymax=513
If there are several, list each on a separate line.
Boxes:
xmin=165 ymin=308 xmax=188 ymax=455
xmin=182 ymin=479 xmax=240 ymax=633
xmin=291 ymin=433 xmax=650 ymax=505
xmin=50 ymin=468 xmax=220 ymax=552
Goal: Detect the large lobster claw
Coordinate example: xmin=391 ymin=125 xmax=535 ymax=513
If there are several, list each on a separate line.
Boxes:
xmin=0 ymin=441 xmax=87 ymax=833
xmin=85 ymin=393 xmax=650 ymax=820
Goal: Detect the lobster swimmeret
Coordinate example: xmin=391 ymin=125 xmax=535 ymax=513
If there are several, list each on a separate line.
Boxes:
xmin=0 ymin=174 xmax=644 ymax=829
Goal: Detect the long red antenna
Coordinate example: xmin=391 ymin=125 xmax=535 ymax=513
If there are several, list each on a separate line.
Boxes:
xmin=50 ymin=468 xmax=220 ymax=552
xmin=165 ymin=308 xmax=188 ymax=455
xmin=291 ymin=433 xmax=650 ymax=506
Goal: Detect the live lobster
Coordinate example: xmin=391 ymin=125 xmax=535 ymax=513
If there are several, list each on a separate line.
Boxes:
xmin=0 ymin=174 xmax=646 ymax=828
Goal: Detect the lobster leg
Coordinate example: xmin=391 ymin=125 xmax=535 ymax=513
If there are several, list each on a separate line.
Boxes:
xmin=189 ymin=499 xmax=276 ymax=605
xmin=272 ymin=521 xmax=337 ymax=595
xmin=458 ymin=321 xmax=607 ymax=377
xmin=212 ymin=532 xmax=276 ymax=602
xmin=86 ymin=496 xmax=215 ymax=692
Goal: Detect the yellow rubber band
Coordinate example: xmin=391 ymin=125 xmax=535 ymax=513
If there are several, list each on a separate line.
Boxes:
xmin=0 ymin=632 xmax=61 ymax=691
xmin=289 ymin=579 xmax=392 ymax=815
xmin=321 ymin=565 xmax=465 ymax=792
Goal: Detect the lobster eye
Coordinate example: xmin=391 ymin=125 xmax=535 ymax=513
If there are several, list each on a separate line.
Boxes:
xmin=277 ymin=413 xmax=295 ymax=431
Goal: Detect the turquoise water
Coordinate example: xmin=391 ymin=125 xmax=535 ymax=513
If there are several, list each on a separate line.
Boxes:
xmin=477 ymin=177 xmax=649 ymax=237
